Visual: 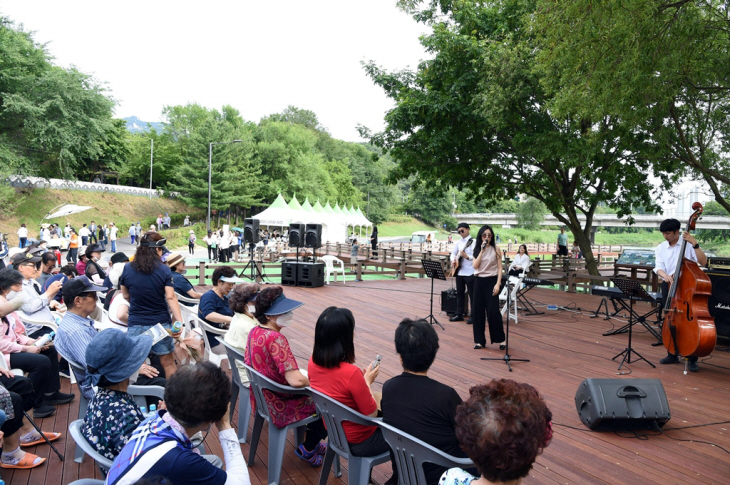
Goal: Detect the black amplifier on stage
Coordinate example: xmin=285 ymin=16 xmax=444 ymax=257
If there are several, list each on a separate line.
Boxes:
xmin=441 ymin=288 xmax=457 ymax=314
xmin=706 ymin=269 xmax=730 ymax=340
xmin=281 ymin=261 xmax=325 ymax=288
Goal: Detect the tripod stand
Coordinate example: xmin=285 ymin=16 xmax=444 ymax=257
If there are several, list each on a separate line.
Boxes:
xmin=421 ymin=259 xmax=446 ymax=330
xmin=240 ymin=242 xmax=268 ymax=282
xmin=610 ymin=278 xmax=655 ymax=371
xmin=481 ymin=279 xmax=529 ymax=371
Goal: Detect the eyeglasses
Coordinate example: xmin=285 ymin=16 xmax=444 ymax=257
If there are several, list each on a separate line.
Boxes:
xmin=79 ymin=292 xmax=98 ymax=301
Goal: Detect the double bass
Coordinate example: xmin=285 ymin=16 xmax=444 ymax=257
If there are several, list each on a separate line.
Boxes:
xmin=662 ymin=202 xmax=717 ymax=359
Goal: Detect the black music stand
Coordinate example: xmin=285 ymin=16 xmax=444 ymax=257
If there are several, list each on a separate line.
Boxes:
xmin=610 ymin=278 xmax=656 ymax=370
xmin=482 ymin=279 xmax=530 ymax=372
xmin=422 ymin=260 xmax=446 ymax=330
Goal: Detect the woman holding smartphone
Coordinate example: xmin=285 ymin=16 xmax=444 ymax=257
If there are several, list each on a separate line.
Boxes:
xmin=471 ymin=225 xmax=505 ymax=350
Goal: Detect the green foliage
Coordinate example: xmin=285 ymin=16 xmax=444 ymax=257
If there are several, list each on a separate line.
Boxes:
xmin=516 ymin=197 xmax=548 ymax=230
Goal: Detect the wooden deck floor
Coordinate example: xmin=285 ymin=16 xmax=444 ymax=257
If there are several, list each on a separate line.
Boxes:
xmin=6 ymin=277 xmax=730 ymax=485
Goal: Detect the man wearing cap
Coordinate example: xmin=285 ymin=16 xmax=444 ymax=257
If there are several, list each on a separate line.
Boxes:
xmin=109 ymin=223 xmax=118 ymax=253
xmin=7 ymin=253 xmax=64 ymax=338
xmin=84 ymin=243 xmax=107 ymax=286
xmin=167 ymin=252 xmax=202 ymax=307
xmin=449 ymin=222 xmax=475 ymax=323
xmin=56 ymin=277 xmax=163 ymax=401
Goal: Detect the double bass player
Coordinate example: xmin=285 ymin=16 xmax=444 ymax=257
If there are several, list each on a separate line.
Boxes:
xmin=654 ymin=218 xmax=707 ymax=372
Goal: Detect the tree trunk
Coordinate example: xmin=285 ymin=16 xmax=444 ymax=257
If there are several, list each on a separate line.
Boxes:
xmin=235 ymin=206 xmax=239 ymax=226
xmin=554 ymin=209 xmax=601 ymax=277
xmin=227 ymin=208 xmax=231 ymax=225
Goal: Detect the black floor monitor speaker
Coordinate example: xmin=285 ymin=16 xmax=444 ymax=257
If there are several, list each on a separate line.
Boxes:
xmin=281 ymin=261 xmax=298 ymax=287
xmin=305 ymin=223 xmax=322 ymax=249
xmin=289 ymin=224 xmax=306 ymax=247
xmin=244 ymin=218 xmax=259 ymax=244
xmin=707 ymin=269 xmax=730 ymax=340
xmin=297 ymin=262 xmax=325 ymax=288
xmin=441 ymin=288 xmax=457 ymax=314
xmin=575 ymin=378 xmax=670 ymax=430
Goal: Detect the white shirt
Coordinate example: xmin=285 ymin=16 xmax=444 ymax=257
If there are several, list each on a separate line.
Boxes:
xmin=203 ymin=235 xmax=217 ymax=246
xmin=654 ymin=239 xmax=698 ymax=278
xmin=109 ymin=227 xmax=118 ymax=240
xmin=17 ymin=227 xmax=27 ymax=238
xmin=509 ymin=253 xmax=531 ymax=273
xmin=108 ymin=292 xmax=130 ymax=327
xmin=78 ymin=227 xmax=89 ymax=237
xmin=450 ymin=236 xmax=475 ymax=276
xmin=64 ymin=226 xmax=71 ymax=237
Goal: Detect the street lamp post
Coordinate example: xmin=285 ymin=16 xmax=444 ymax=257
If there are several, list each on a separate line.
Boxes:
xmin=207 ymin=140 xmax=244 ymax=231
xmin=127 ymin=137 xmax=154 ymax=199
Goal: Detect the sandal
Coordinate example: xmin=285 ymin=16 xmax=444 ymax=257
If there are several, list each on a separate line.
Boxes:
xmin=312 ymin=441 xmax=328 ymax=456
xmin=1 ymin=452 xmax=46 ymax=469
xmin=295 ymin=444 xmax=324 ymax=467
xmin=20 ymin=432 xmax=62 ymax=447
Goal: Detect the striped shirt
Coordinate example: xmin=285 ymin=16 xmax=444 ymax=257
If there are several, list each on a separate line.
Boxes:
xmin=56 ymin=311 xmax=98 ymax=400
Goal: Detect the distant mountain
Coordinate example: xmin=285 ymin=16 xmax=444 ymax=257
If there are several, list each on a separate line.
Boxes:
xmin=123 ymin=116 xmax=165 ymax=134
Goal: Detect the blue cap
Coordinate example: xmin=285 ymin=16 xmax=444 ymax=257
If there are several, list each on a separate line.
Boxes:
xmin=85 ymin=329 xmax=152 ymax=385
xmin=264 ymin=293 xmax=304 ymax=316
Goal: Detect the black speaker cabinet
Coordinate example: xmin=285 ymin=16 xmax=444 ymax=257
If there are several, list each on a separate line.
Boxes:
xmin=297 ymin=262 xmax=325 ymax=288
xmin=575 ymin=378 xmax=670 ymax=430
xmin=243 ymin=218 xmax=259 ymax=244
xmin=441 ymin=288 xmax=457 ymax=314
xmin=281 ymin=261 xmax=298 ymax=287
xmin=305 ymin=223 xmax=323 ymax=249
xmin=707 ymin=270 xmax=730 ymax=340
xmin=289 ymin=223 xmax=306 ymax=247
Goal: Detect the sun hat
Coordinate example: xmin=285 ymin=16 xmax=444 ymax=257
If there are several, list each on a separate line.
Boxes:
xmin=85 ymin=329 xmax=152 ymax=386
xmin=264 ymin=292 xmax=304 ymax=316
xmin=165 ymin=252 xmax=186 ymax=268
xmin=220 ymin=275 xmax=245 ymax=284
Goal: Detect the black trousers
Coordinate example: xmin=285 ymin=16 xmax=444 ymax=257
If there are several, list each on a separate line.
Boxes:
xmin=9 ymin=348 xmax=61 ymax=408
xmin=472 ymin=276 xmax=506 ymax=346
xmin=81 ymin=236 xmax=88 ymax=246
xmin=371 ymin=241 xmax=378 ymax=257
xmin=661 ymin=281 xmax=698 ymax=363
xmin=301 ymin=416 xmax=328 ymax=450
xmin=455 ymin=274 xmax=474 ymax=317
xmin=90 ymin=233 xmax=97 ymax=243
xmin=0 ymin=375 xmax=34 ymax=436
xmin=557 ymin=245 xmax=568 ymax=256
xmin=189 ymin=242 xmax=195 ymax=255
xmin=67 ymin=247 xmax=78 ymax=264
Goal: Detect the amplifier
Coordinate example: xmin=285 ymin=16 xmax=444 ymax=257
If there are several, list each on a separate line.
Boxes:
xmin=441 ymin=288 xmax=457 ymax=314
xmin=706 ymin=269 xmax=730 ymax=339
xmin=575 ymin=378 xmax=670 ymax=430
xmin=708 ymin=257 xmax=730 ymax=270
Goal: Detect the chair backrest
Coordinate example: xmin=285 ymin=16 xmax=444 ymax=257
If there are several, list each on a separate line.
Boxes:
xmin=194 ymin=315 xmax=227 ymax=357
xmin=127 ymin=385 xmax=166 ymax=410
xmin=242 ymin=363 xmax=312 ymax=422
xmin=378 ymin=421 xmax=474 ymax=485
xmin=221 ymin=340 xmax=246 ymax=388
xmin=16 ymin=310 xmax=58 ymax=331
xmin=68 ymin=419 xmax=114 ymax=469
xmin=58 ymin=349 xmax=87 ymax=386
xmin=321 ymin=255 xmax=336 ymax=270
xmin=309 ymin=387 xmax=379 ymax=458
xmin=175 ymin=292 xmax=199 ymax=305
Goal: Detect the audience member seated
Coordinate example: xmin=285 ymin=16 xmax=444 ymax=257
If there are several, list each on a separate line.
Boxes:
xmin=6 ymin=253 xmax=64 ymax=338
xmin=43 ymin=264 xmax=78 ymax=304
xmin=223 ymin=282 xmax=259 ymax=382
xmin=81 ymin=329 xmax=151 ymax=460
xmin=102 ymin=252 xmax=129 ymax=290
xmin=120 ymin=231 xmax=183 ymax=379
xmin=244 ymin=286 xmax=327 ymax=466
xmin=0 ymin=369 xmax=61 ymax=470
xmin=0 ymin=268 xmax=74 ymax=416
xmin=308 ymin=307 xmax=392 ymax=477
xmin=36 ymin=252 xmax=57 ymax=288
xmin=56 ymin=276 xmax=166 ymax=402
xmin=76 ymin=250 xmax=89 ymax=278
xmin=440 ymin=379 xmax=553 ymax=485
xmin=84 ymin=243 xmax=107 ymax=285
xmin=507 ymin=245 xmax=530 ymax=277
xmin=105 ymin=362 xmax=250 ymax=485
xmin=382 ymin=318 xmax=468 ymax=485
xmin=166 ymin=252 xmax=202 ymax=306
xmin=198 ymin=267 xmax=240 ymax=352
xmin=105 ymin=262 xmax=130 ymax=328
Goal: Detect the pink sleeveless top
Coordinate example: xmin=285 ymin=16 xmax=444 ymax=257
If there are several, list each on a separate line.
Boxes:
xmin=474 ymin=245 xmax=501 ymax=277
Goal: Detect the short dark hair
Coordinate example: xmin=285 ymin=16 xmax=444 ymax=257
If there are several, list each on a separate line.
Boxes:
xmin=660 ymin=218 xmax=681 ymax=233
xmin=211 ymin=266 xmax=235 ymax=286
xmin=455 ymin=379 xmax=552 ymax=482
xmin=394 ymin=318 xmax=439 ymax=373
xmin=229 ymin=282 xmax=260 ymax=314
xmin=59 ymin=264 xmax=78 ymax=277
xmin=41 ymin=252 xmax=57 ymax=266
xmin=255 ymin=286 xmax=283 ymax=325
xmin=0 ymin=268 xmax=23 ymax=293
xmin=312 ymin=307 xmax=356 ymax=368
xmin=164 ymin=362 xmax=231 ymax=428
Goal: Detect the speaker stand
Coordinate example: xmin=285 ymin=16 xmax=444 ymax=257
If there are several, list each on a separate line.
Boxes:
xmin=240 ymin=243 xmax=268 ymax=283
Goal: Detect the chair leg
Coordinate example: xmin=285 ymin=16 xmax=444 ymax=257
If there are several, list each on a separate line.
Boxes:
xmin=237 ymin=387 xmax=251 ymax=444
xmin=349 ymin=456 xmax=369 ymax=485
xmin=295 ymin=424 xmax=306 ymax=446
xmin=318 ymin=447 xmax=337 ymax=485
xmin=267 ymin=425 xmax=289 ymax=485
xmin=75 ymin=396 xmax=90 ymax=463
xmin=334 ymin=454 xmax=342 ymax=478
xmin=229 ymin=382 xmax=239 ymax=422
xmin=248 ymin=414 xmax=264 ymax=466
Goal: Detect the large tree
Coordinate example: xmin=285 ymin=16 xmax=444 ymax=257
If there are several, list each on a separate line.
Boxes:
xmin=363 ymin=0 xmax=674 ymax=275
xmin=536 ymin=0 xmax=730 ymax=212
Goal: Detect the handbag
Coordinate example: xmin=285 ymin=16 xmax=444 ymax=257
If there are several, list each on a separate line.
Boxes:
xmin=173 ymin=327 xmax=206 ymax=367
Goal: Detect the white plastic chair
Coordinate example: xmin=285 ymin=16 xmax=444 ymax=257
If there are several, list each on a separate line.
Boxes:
xmin=321 ymin=255 xmax=345 ymax=284
xmin=175 ymin=292 xmax=200 ymax=307
xmin=194 ymin=315 xmax=229 ymax=367
xmin=0 ymin=351 xmax=24 ymax=377
xmin=16 ymin=310 xmax=58 ymax=332
xmin=499 ymin=261 xmax=531 ymax=324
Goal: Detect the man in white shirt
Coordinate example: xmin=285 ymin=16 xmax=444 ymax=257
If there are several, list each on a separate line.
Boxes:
xmin=449 ymin=223 xmax=476 ymax=323
xmin=654 ymin=218 xmax=707 ymax=372
xmin=109 ymin=222 xmax=118 ymax=253
xmin=17 ymin=224 xmax=28 ymax=248
xmin=78 ymin=224 xmax=90 ymax=246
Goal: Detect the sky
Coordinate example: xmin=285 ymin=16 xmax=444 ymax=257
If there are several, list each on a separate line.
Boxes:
xmin=1 ymin=0 xmax=429 ymax=142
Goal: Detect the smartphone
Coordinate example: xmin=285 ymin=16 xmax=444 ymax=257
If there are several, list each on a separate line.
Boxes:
xmin=142 ymin=323 xmax=170 ymax=345
xmin=370 ymin=354 xmax=382 ymax=370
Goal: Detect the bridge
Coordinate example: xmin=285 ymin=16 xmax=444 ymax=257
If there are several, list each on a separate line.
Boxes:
xmin=456 ymin=213 xmax=730 ymax=241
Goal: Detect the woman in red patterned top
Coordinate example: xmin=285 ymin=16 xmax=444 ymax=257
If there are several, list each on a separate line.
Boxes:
xmin=244 ymin=286 xmax=328 ymax=466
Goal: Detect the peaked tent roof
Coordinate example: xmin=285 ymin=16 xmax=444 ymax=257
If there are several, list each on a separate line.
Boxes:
xmin=288 ymin=195 xmax=303 ymax=211
xmin=301 ymin=198 xmax=314 ymax=212
xmin=312 ymin=200 xmax=325 ymax=213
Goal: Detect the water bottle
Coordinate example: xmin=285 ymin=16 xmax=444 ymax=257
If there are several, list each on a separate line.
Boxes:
xmin=34 ymin=331 xmax=55 ymax=347
xmin=171 ymin=321 xmax=182 ymax=334
xmin=148 ymin=404 xmax=157 ymax=418
xmin=140 ymin=406 xmax=147 ymax=417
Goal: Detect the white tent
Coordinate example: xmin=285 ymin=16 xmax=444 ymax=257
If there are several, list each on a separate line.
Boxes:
xmin=251 ymin=194 xmax=296 ymax=227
